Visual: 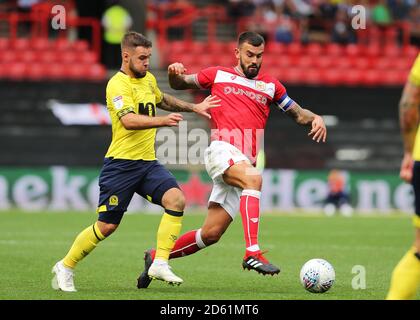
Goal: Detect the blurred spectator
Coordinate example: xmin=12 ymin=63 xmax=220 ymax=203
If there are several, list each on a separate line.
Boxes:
xmin=275 ymin=13 xmax=295 ymax=43
xmin=101 ymin=0 xmax=133 ymax=69
xmin=227 ymin=0 xmax=256 ymax=20
xmin=407 ymin=4 xmax=420 ymax=46
xmin=323 ymin=169 xmax=353 ymax=217
xmin=371 ymin=0 xmax=393 ymax=26
xmin=331 ymin=7 xmax=356 ymax=44
xmin=387 ymin=0 xmax=410 ymax=21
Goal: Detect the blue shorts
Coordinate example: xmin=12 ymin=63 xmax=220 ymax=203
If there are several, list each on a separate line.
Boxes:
xmin=97 ymin=158 xmax=180 ymax=224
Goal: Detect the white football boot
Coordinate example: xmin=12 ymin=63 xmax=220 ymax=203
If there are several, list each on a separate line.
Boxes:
xmin=51 ymin=260 xmax=77 ymax=292
xmin=147 ymin=260 xmax=183 ymax=286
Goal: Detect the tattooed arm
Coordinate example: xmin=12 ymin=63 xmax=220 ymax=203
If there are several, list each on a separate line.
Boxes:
xmin=399 ymin=81 xmax=420 ymax=182
xmin=168 ymin=62 xmax=201 ymax=90
xmin=285 ymin=102 xmax=327 ymax=143
xmin=157 ymin=93 xmax=221 ymax=119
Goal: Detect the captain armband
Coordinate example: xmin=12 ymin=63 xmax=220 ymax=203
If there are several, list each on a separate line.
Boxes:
xmin=117 ymin=107 xmax=135 ymax=119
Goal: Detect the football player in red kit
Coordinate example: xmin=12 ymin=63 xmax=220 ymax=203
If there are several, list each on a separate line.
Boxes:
xmin=137 ymin=31 xmax=327 ymax=288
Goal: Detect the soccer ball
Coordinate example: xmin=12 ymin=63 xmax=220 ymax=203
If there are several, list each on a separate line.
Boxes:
xmin=300 ymin=258 xmax=335 ymax=293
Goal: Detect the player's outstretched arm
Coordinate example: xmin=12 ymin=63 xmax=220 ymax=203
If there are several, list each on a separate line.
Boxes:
xmin=399 ymin=81 xmax=420 ymax=182
xmin=285 ymin=102 xmax=327 ymax=143
xmin=168 ymin=62 xmax=201 ymax=90
xmin=157 ymin=93 xmax=221 ymax=119
xmin=120 ymin=112 xmax=183 ymax=130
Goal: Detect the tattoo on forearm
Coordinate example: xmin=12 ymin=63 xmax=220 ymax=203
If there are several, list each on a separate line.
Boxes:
xmin=158 ymin=93 xmax=194 ymax=112
xmin=286 ymin=104 xmax=315 ymax=125
xmin=169 ymin=74 xmax=199 ymax=90
xmin=399 ymin=83 xmax=420 ymax=152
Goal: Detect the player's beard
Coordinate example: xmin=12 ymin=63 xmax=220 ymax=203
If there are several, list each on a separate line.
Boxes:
xmin=129 ymin=59 xmax=147 ymax=78
xmin=241 ymin=60 xmax=260 ymax=79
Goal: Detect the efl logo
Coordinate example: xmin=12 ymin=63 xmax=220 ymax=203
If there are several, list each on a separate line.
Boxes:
xmin=51 ymin=5 xmax=66 ymax=30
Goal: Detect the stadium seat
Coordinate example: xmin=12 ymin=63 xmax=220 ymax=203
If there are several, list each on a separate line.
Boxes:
xmin=362 ymin=70 xmax=381 ymax=86
xmin=39 ymin=51 xmax=59 ymax=63
xmin=351 ymin=57 xmax=373 ymax=70
xmin=266 ymin=42 xmax=286 ymax=54
xmin=46 ymin=64 xmax=66 ymax=80
xmin=382 ymin=70 xmax=405 ymax=86
xmin=364 ymin=44 xmax=381 ymax=57
xmin=86 ymin=64 xmax=107 ymax=81
xmin=304 ymin=69 xmax=323 ymax=85
xmin=286 ymin=42 xmax=303 ymax=56
xmin=16 ymin=50 xmax=37 ymax=63
xmin=78 ymin=51 xmax=97 ymax=64
xmin=375 ymin=57 xmax=392 ymax=70
xmin=313 ymin=56 xmax=332 ymax=69
xmin=344 ymin=44 xmax=362 ymax=57
xmin=383 ymin=45 xmax=401 ymax=57
xmin=0 ymin=38 xmax=8 ymax=50
xmin=27 ymin=63 xmax=47 ymax=80
xmin=276 ymin=55 xmax=293 ymax=68
xmin=402 ymin=45 xmax=419 ymax=59
xmin=305 ymin=43 xmax=323 ymax=56
xmin=0 ymin=51 xmax=15 ymax=63
xmin=12 ymin=38 xmax=30 ymax=50
xmin=61 ymin=51 xmax=78 ymax=64
xmin=295 ymin=56 xmax=314 ymax=69
xmin=168 ymin=41 xmax=188 ymax=54
xmin=281 ymin=68 xmax=304 ymax=85
xmin=32 ymin=38 xmax=50 ymax=51
xmin=7 ymin=62 xmax=26 ymax=80
xmin=394 ymin=59 xmax=413 ymax=70
xmin=54 ymin=38 xmax=73 ymax=51
xmin=323 ymin=69 xmax=343 ymax=86
xmin=343 ymin=69 xmax=362 ymax=86
xmin=73 ymin=40 xmax=89 ymax=52
xmin=333 ymin=57 xmax=352 ymax=70
xmin=325 ymin=43 xmax=344 ymax=57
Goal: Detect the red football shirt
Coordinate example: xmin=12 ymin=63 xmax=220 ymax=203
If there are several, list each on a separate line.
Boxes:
xmin=194 ymin=66 xmax=294 ymax=164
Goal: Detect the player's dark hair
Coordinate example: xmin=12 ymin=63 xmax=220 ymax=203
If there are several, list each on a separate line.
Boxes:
xmin=121 ymin=31 xmax=152 ymax=50
xmin=238 ymin=31 xmax=265 ymax=47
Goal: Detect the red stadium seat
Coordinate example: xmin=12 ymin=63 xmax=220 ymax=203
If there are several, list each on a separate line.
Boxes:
xmin=375 ymin=57 xmax=392 ymax=69
xmin=39 ymin=51 xmax=59 ymax=63
xmin=0 ymin=38 xmax=9 ymax=50
xmin=281 ymin=68 xmax=304 ymax=85
xmin=362 ymin=70 xmax=381 ymax=86
xmin=276 ymin=55 xmax=293 ymax=68
xmin=195 ymin=54 xmax=216 ymax=68
xmin=32 ymin=38 xmax=50 ymax=51
xmin=169 ymin=41 xmax=188 ymax=54
xmin=382 ymin=70 xmax=406 ymax=86
xmin=189 ymin=41 xmax=207 ymax=54
xmin=6 ymin=62 xmax=26 ymax=80
xmin=16 ymin=50 xmax=37 ymax=63
xmin=364 ymin=44 xmax=381 ymax=57
xmin=78 ymin=51 xmax=97 ymax=64
xmin=286 ymin=42 xmax=303 ymax=56
xmin=295 ymin=56 xmax=314 ymax=69
xmin=266 ymin=42 xmax=286 ymax=54
xmin=46 ymin=64 xmax=66 ymax=80
xmin=66 ymin=64 xmax=86 ymax=80
xmin=207 ymin=42 xmax=227 ymax=54
xmin=323 ymin=69 xmax=343 ymax=86
xmin=12 ymin=38 xmax=30 ymax=50
xmin=27 ymin=63 xmax=47 ymax=80
xmin=383 ymin=45 xmax=401 ymax=57
xmin=313 ymin=56 xmax=332 ymax=69
xmin=325 ymin=43 xmax=344 ymax=57
xmin=304 ymin=69 xmax=323 ymax=85
xmin=61 ymin=51 xmax=78 ymax=64
xmin=333 ymin=57 xmax=352 ymax=70
xmin=0 ymin=51 xmax=15 ymax=63
xmin=86 ymin=64 xmax=107 ymax=81
xmin=343 ymin=69 xmax=362 ymax=86
xmin=54 ymin=38 xmax=72 ymax=51
xmin=345 ymin=44 xmax=362 ymax=57
xmin=402 ymin=45 xmax=419 ymax=59
xmin=225 ymin=41 xmax=237 ymax=53
xmin=351 ymin=57 xmax=374 ymax=70
xmin=73 ymin=40 xmax=89 ymax=52
xmin=394 ymin=58 xmax=414 ymax=70
xmin=305 ymin=43 xmax=323 ymax=56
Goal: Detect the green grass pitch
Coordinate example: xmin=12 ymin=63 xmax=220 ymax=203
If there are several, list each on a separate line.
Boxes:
xmin=0 ymin=210 xmax=418 ymax=300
